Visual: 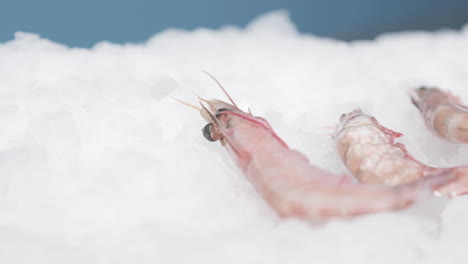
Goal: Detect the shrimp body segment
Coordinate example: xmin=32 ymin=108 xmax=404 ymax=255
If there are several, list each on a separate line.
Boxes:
xmin=199 ymin=99 xmax=452 ymax=220
xmin=411 ymin=87 xmax=468 ymax=143
xmin=334 ymin=109 xmax=468 ymax=198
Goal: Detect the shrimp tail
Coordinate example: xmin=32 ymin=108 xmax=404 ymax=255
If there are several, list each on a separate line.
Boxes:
xmin=431 ymin=166 xmax=468 ymax=198
xmin=361 ymin=171 xmax=456 ymax=216
xmin=399 ymin=169 xmax=457 ymax=201
xmin=282 ymin=171 xmax=457 ymax=220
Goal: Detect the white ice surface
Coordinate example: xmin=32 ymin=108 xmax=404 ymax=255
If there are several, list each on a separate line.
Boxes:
xmin=1 ymin=9 xmax=468 ymax=264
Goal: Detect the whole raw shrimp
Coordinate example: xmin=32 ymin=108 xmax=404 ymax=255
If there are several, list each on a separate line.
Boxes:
xmin=334 ymin=109 xmax=468 ymax=198
xmin=179 ymin=74 xmax=453 ymax=220
xmin=411 ymin=87 xmax=468 ymax=143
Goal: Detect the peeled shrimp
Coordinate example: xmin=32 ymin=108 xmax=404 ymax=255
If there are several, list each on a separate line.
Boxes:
xmin=334 ymin=109 xmax=468 ymax=198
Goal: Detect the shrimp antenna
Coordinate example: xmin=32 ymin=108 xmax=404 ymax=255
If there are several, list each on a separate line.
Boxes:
xmin=199 ymin=101 xmax=220 ymax=126
xmin=201 ymin=70 xmax=239 ymax=109
xmin=197 ymin=96 xmax=211 ymax=104
xmin=156 ymin=89 xmax=201 ymax=111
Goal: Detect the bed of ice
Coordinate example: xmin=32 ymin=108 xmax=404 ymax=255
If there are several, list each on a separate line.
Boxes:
xmin=1 ymin=10 xmax=468 ymax=264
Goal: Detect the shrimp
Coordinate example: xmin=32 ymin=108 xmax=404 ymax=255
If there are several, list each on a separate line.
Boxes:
xmin=175 ymin=75 xmax=454 ymax=220
xmin=411 ymin=87 xmax=468 ymax=143
xmin=334 ymin=109 xmax=468 ymax=198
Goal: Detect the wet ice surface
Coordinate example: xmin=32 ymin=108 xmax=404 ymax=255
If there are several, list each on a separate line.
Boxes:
xmin=1 ymin=10 xmax=468 ymax=264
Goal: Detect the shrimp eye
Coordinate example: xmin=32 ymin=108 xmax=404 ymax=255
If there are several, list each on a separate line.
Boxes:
xmin=202 ymin=123 xmax=217 ymax=142
xmin=340 ymin=113 xmax=346 ymax=122
xmin=215 ymin=108 xmax=230 ymax=118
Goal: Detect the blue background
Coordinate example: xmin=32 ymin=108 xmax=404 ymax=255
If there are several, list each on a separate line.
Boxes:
xmin=1 ymin=0 xmax=468 ymax=47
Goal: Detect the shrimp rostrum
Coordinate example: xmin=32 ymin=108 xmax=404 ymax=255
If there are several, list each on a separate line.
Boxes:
xmin=185 ymin=76 xmax=453 ymax=221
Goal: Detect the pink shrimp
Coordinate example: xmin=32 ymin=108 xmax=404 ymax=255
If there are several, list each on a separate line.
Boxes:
xmin=411 ymin=87 xmax=468 ymax=143
xmin=334 ymin=109 xmax=468 ymax=198
xmin=179 ymin=75 xmax=454 ymax=220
